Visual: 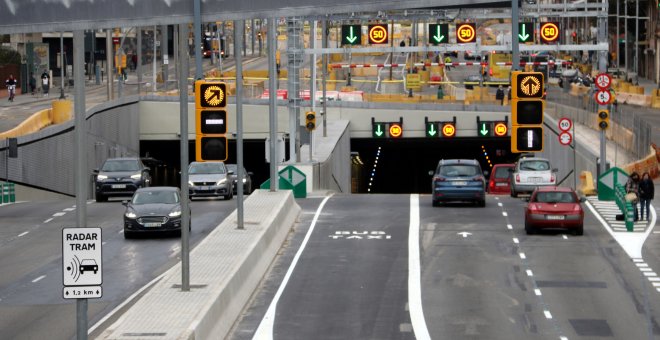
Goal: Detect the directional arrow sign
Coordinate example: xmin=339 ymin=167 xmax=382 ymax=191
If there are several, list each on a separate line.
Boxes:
xmin=519 ymin=23 xmax=533 ymax=43
xmin=479 ymin=122 xmax=491 ymax=137
xmin=342 ymin=25 xmax=361 ymax=45
xmin=373 ymin=122 xmax=386 ymax=138
xmin=429 ymin=24 xmax=448 ymax=45
xmin=426 ymin=122 xmax=438 ymax=137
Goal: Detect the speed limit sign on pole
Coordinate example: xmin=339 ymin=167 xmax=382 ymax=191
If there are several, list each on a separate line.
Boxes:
xmin=558 ymin=118 xmax=572 ymax=132
xmin=595 ymin=73 xmax=612 ymax=90
xmin=595 ymin=89 xmax=612 ymax=105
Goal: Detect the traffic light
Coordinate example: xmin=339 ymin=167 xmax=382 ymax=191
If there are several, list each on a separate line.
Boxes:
xmin=195 ymin=80 xmax=228 ymax=161
xmin=511 ymin=71 xmax=545 ymax=153
xmin=305 ymin=111 xmax=316 ymax=131
xmin=597 ymin=109 xmax=609 ymax=130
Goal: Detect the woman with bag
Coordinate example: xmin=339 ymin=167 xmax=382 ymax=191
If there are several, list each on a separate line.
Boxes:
xmin=625 ymin=172 xmax=641 ymax=221
xmin=639 ymin=172 xmax=655 ymax=221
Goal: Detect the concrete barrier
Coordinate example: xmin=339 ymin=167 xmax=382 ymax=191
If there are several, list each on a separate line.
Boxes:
xmin=97 ymin=190 xmax=301 ymax=340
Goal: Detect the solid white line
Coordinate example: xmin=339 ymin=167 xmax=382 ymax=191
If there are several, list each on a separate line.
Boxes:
xmin=640 ymin=268 xmax=652 ymax=272
xmin=32 ymin=275 xmax=46 ymax=283
xmin=526 ymin=269 xmax=534 ymax=277
xmin=560 ymin=336 xmax=569 ymax=340
xmin=43 ymin=218 xmax=53 ymax=224
xmin=18 ymin=231 xmax=28 ymax=237
xmin=407 ymin=194 xmax=431 ymax=340
xmin=534 ymin=289 xmax=542 ymax=296
xmin=252 ymin=195 xmax=333 ymax=340
xmin=513 ymin=238 xmax=519 ymax=244
xmin=89 ymin=273 xmax=167 ymax=334
xmin=544 ymin=310 xmax=553 ymax=319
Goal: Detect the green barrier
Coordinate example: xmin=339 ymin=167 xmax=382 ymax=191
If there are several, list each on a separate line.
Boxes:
xmin=260 ymin=165 xmax=307 ymax=198
xmin=0 ymin=182 xmax=16 ymax=204
xmin=614 ymin=183 xmax=635 ymax=231
xmin=9 ymin=182 xmax=15 ymax=203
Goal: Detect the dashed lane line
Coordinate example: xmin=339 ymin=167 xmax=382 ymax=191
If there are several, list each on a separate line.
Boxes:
xmin=18 ymin=231 xmax=28 ymax=237
xmin=32 ymin=275 xmax=46 ymax=283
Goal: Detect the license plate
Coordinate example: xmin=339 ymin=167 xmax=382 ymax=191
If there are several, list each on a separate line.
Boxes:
xmin=546 ymin=215 xmax=565 ymax=220
xmin=144 ymin=222 xmax=162 ymax=227
xmin=529 ymin=177 xmax=543 ymax=183
xmin=453 ymin=181 xmax=468 ymax=186
xmin=496 ymin=183 xmax=507 ymax=187
xmin=202 ymin=186 xmax=211 ymax=191
xmin=111 ymin=184 xmax=126 ymax=189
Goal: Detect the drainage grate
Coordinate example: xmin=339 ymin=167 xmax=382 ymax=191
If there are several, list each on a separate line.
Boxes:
xmin=569 ymin=319 xmax=613 ymax=337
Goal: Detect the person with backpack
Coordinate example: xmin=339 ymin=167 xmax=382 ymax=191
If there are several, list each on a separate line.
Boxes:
xmin=625 ymin=172 xmax=641 ymax=221
xmin=639 ymin=172 xmax=655 ymax=221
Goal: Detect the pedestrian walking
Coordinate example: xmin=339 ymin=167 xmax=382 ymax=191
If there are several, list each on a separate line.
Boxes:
xmin=639 ymin=172 xmax=655 ymax=221
xmin=29 ymin=75 xmax=36 ymax=95
xmin=625 ymin=172 xmax=641 ymax=221
xmin=444 ymin=56 xmax=452 ymax=71
xmin=496 ymin=85 xmax=505 ymax=105
xmin=41 ymin=70 xmax=50 ymax=97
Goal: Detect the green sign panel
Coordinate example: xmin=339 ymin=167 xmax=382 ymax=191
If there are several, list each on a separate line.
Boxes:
xmin=478 ymin=122 xmax=492 ymax=137
xmin=372 ymin=122 xmax=386 ymax=138
xmin=341 ymin=25 xmax=362 ymax=45
xmin=429 ymin=24 xmax=448 ymax=45
xmin=426 ymin=122 xmax=439 ymax=137
xmin=518 ymin=23 xmax=533 ymax=43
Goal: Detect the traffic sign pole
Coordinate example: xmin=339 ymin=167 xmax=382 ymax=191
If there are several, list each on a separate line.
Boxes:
xmin=179 ymin=23 xmax=191 ymax=292
xmin=512 ymin=0 xmax=520 ymax=70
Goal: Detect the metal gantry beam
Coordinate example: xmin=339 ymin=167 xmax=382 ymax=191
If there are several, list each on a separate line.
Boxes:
xmin=302 ymin=43 xmax=609 ymax=55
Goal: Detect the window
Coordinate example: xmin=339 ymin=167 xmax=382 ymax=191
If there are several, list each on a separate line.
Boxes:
xmin=440 ymin=165 xmax=480 ymax=177
xmin=519 ymin=160 xmax=550 ymax=171
xmin=533 ymin=192 xmax=576 ymax=203
xmin=190 ymin=163 xmax=225 ymax=174
xmin=102 ymin=160 xmax=140 ymax=172
xmin=494 ymin=166 xmax=512 ymax=179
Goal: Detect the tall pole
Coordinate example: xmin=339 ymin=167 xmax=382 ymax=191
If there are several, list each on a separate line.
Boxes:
xmin=268 ymin=18 xmax=278 ymax=191
xmin=60 ymin=32 xmax=65 ymax=99
xmin=598 ymin=0 xmax=608 ymax=176
xmin=251 ymin=19 xmax=256 ymax=56
xmin=106 ymin=29 xmax=113 ymax=100
xmin=161 ymin=25 xmax=169 ymax=91
xmin=194 ymin=0 xmax=203 ymax=80
xmin=235 ymin=20 xmax=245 ymax=229
xmin=617 ymin=0 xmax=620 ymax=72
xmin=512 ymin=0 xmax=520 ymax=70
xmin=310 ymin=20 xmax=317 ymax=162
xmin=322 ymin=20 xmax=328 ymax=137
xmin=153 ymin=26 xmax=157 ymax=93
xmin=73 ymin=29 xmax=88 ymax=340
xmin=635 ymin=0 xmax=639 ymax=81
xmin=625 ymin=0 xmax=628 ymax=76
xmin=137 ymin=27 xmax=142 ymax=94
xmin=389 ymin=19 xmax=394 ymax=80
xmin=178 ymin=23 xmax=191 ymax=292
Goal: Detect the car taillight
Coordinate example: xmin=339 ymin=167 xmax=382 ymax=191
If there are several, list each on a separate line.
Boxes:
xmin=489 ymin=180 xmax=495 ymax=189
xmin=489 ymin=68 xmax=493 ymax=76
xmin=528 ymin=204 xmax=540 ymax=212
xmin=551 ymin=174 xmax=556 ymax=183
xmin=573 ymin=204 xmax=581 ymax=212
xmin=473 ymin=176 xmax=484 ymax=182
xmin=434 ymin=176 xmax=445 ymax=182
xmin=515 ymin=174 xmax=520 ymax=183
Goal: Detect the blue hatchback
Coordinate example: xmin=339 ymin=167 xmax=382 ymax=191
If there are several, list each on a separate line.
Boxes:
xmin=431 ymin=159 xmax=486 ymax=207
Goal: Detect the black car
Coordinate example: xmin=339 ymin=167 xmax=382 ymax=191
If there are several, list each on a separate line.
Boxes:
xmin=226 ymin=164 xmax=253 ymax=195
xmin=431 ymin=159 xmax=487 ymax=207
xmin=94 ymin=158 xmax=151 ymax=202
xmin=123 ymin=187 xmax=190 ymax=238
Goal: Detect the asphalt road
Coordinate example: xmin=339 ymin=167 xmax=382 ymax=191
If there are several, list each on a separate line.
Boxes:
xmin=0 ymin=196 xmax=238 ymax=340
xmin=229 ymin=193 xmax=660 ymax=340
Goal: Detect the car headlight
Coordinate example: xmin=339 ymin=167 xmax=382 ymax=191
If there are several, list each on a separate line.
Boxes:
xmin=97 ymin=174 xmax=108 ymax=180
xmin=169 ymin=206 xmax=182 ymax=217
xmin=216 ymin=178 xmax=226 ymax=185
xmin=125 ymin=209 xmax=137 ymax=219
xmin=130 ymin=173 xmax=142 ymax=179
xmin=188 ymin=181 xmax=194 ymax=186
xmin=242 ymin=178 xmax=247 ymax=183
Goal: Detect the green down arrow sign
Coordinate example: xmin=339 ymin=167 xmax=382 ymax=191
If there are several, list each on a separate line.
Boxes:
xmin=479 ymin=122 xmax=491 ymax=137
xmin=426 ymin=122 xmax=438 ymax=137
xmin=519 ymin=23 xmax=532 ymax=43
xmin=373 ymin=123 xmax=386 ymax=138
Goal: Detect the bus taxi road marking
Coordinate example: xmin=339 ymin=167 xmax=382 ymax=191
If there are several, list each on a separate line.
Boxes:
xmin=32 ymin=275 xmax=46 ymax=283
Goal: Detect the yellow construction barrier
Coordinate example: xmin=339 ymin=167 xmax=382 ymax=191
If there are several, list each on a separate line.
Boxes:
xmin=51 ymin=100 xmax=72 ymax=124
xmin=0 ymin=108 xmax=51 ymax=139
xmin=578 ymin=171 xmax=597 ymax=196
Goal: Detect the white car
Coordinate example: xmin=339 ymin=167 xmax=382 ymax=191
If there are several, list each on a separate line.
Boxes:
xmin=510 ymin=157 xmax=557 ymax=197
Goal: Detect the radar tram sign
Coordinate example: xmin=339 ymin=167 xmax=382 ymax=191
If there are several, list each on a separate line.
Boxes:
xmin=62 ymin=227 xmax=102 ymax=299
xmin=511 ymin=71 xmax=545 ymax=153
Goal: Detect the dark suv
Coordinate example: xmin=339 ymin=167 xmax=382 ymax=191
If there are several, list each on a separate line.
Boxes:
xmin=431 ymin=159 xmax=486 ymax=207
xmin=94 ymin=158 xmax=151 ymax=202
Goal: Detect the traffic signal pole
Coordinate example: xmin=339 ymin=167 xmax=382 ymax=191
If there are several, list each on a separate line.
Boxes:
xmin=178 ymin=23 xmax=191 ymax=292
xmin=268 ymin=18 xmax=278 ymax=191
xmin=234 ymin=20 xmax=245 ymax=230
xmin=511 ymin=0 xmax=520 ymax=71
xmin=598 ymin=6 xmax=608 ymax=176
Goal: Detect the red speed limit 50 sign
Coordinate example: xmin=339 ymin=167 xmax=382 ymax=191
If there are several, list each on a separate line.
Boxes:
xmin=540 ymin=22 xmax=560 ymax=44
xmin=456 ymin=23 xmax=476 ymax=43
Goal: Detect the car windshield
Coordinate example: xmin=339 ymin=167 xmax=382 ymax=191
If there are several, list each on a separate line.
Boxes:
xmin=494 ymin=167 xmax=512 ymax=179
xmin=226 ymin=165 xmax=237 ymax=173
xmin=189 ymin=163 xmax=225 ymax=174
xmin=102 ymin=160 xmax=139 ymax=172
xmin=533 ymin=192 xmax=576 ymax=203
xmin=132 ymin=190 xmax=179 ymax=204
xmin=519 ymin=160 xmax=550 ymax=171
xmin=439 ymin=165 xmax=480 ymax=177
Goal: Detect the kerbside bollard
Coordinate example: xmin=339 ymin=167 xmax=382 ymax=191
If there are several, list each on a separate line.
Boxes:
xmin=9 ymin=183 xmax=15 ymax=203
xmin=1 ymin=183 xmax=7 ymax=203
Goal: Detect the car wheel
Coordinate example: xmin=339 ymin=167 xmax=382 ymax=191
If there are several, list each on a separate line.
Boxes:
xmin=225 ymin=192 xmax=232 ymax=200
xmin=96 ymin=194 xmax=107 ymax=203
xmin=525 ymin=222 xmax=534 ymax=235
xmin=574 ymin=225 xmax=584 ymax=236
xmin=123 ymin=231 xmax=133 ymax=239
xmin=478 ymin=199 xmax=486 ymax=207
xmin=432 ymin=200 xmax=440 ymax=207
xmin=511 ymin=189 xmax=518 ymax=198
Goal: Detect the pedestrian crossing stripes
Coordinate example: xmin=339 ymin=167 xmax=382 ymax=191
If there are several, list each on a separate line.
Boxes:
xmin=587 ymin=197 xmax=648 ymax=233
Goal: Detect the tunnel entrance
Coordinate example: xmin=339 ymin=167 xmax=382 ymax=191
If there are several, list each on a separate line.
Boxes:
xmin=350 ymin=137 xmax=517 ymax=194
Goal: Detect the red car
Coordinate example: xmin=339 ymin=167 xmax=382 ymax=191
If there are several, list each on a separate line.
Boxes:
xmin=487 ymin=164 xmax=514 ymax=194
xmin=525 ymin=186 xmax=584 ymax=235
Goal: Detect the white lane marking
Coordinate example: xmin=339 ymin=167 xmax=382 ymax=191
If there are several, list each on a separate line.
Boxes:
xmin=89 ymin=273 xmax=167 ymax=335
xmin=498 ymin=203 xmax=503 ymax=207
xmin=526 ymin=270 xmax=533 ymax=277
xmin=562 ymin=235 xmax=568 ymax=239
xmin=560 ymin=337 xmax=569 ymax=340
xmin=32 ymin=275 xmax=46 ymax=283
xmin=633 ymin=258 xmax=644 ymax=262
xmin=507 ymin=224 xmax=513 ymax=230
xmin=513 ymin=238 xmax=519 ymax=244
xmin=502 ymin=212 xmax=508 ymax=217
xmin=18 ymin=231 xmax=28 ymax=237
xmin=44 ymin=218 xmax=53 ymax=224
xmin=640 ymin=268 xmax=653 ymax=272
xmin=534 ymin=289 xmax=542 ymax=296
xmin=648 ymin=277 xmax=660 ymax=282
xmin=643 ymin=272 xmax=657 ymax=277
xmin=656 ymin=288 xmax=660 ymax=293
xmin=53 ymin=212 xmax=65 ymax=217
xmin=495 ymin=197 xmax=500 ymax=200
xmin=118 ymin=230 xmax=124 ymax=234
xmin=252 ymin=195 xmax=333 ymax=340
xmin=102 ymin=242 xmax=107 ymax=246
xmin=544 ymin=310 xmax=553 ymax=319
xmin=63 ymin=208 xmax=76 ymax=212
xmin=407 ymin=194 xmax=431 ymax=340
xmin=652 ymin=282 xmax=660 ymax=287
xmin=519 ymin=253 xmax=526 ymax=259
xmin=636 ymin=263 xmax=649 ymax=268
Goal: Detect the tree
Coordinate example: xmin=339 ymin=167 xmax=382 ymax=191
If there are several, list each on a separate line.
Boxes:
xmin=0 ymin=46 xmax=21 ymax=66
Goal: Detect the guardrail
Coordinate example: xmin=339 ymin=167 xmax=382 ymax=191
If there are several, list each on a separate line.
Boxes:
xmin=614 ymin=183 xmax=634 ymax=231
xmin=1 ymin=182 xmax=15 ymax=204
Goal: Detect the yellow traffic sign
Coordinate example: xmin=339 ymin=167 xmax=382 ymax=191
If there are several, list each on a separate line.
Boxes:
xmin=512 ymin=71 xmax=544 ymax=99
xmin=195 ymin=81 xmax=227 ymax=108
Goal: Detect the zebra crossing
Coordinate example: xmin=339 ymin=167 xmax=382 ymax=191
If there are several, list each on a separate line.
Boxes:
xmin=586 ymin=197 xmax=649 ymax=233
